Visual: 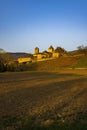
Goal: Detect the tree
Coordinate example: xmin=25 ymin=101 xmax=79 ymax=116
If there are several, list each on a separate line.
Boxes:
xmin=55 ymin=46 xmax=67 ymax=55
xmin=0 ymin=48 xmax=5 ymax=53
xmin=77 ymin=45 xmax=87 ymax=55
xmin=0 ymin=53 xmax=12 ymax=72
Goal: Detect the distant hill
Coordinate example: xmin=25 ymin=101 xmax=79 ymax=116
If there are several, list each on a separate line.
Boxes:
xmin=68 ymin=46 xmax=87 ymax=56
xmin=9 ymin=52 xmax=33 ymax=59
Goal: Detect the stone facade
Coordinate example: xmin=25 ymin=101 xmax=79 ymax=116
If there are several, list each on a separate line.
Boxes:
xmin=48 ymin=46 xmax=54 ymax=53
xmin=34 ymin=47 xmax=39 ymax=54
xmin=52 ymin=52 xmax=59 ymax=58
xmin=18 ymin=57 xmax=32 ymax=63
xmin=33 ymin=46 xmax=60 ymax=60
xmin=17 ymin=46 xmax=66 ymax=63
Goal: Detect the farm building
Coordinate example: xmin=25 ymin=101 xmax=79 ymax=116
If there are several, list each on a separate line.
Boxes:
xmin=18 ymin=57 xmax=32 ymax=63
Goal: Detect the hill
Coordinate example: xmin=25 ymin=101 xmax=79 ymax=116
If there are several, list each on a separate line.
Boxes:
xmin=72 ymin=56 xmax=87 ymax=68
xmin=0 ymin=47 xmax=87 ymax=72
xmin=28 ymin=56 xmax=83 ymax=71
xmin=9 ymin=52 xmax=32 ymax=59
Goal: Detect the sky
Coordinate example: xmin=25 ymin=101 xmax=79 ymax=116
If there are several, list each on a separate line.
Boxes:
xmin=0 ymin=0 xmax=87 ymax=53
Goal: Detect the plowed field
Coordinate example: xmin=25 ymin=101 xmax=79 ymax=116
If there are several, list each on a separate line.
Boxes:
xmin=0 ymin=70 xmax=87 ymax=130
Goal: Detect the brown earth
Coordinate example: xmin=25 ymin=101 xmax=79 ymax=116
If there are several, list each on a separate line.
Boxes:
xmin=30 ymin=56 xmax=82 ymax=70
xmin=0 ymin=70 xmax=87 ymax=129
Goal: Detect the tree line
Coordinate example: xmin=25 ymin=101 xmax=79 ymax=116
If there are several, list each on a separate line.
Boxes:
xmin=0 ymin=52 xmax=38 ymax=72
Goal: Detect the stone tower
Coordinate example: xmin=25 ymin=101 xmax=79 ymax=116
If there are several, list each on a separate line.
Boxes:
xmin=34 ymin=47 xmax=39 ymax=54
xmin=48 ymin=45 xmax=54 ymax=53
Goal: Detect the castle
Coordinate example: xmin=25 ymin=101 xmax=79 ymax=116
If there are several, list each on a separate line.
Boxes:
xmin=33 ymin=46 xmax=60 ymax=60
xmin=18 ymin=45 xmax=66 ymax=64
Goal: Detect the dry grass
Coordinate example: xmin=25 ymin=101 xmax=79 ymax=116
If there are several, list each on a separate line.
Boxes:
xmin=31 ymin=56 xmax=81 ymax=70
xmin=0 ymin=70 xmax=87 ymax=130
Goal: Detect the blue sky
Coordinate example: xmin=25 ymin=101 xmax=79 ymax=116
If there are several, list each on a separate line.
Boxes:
xmin=0 ymin=0 xmax=87 ymax=53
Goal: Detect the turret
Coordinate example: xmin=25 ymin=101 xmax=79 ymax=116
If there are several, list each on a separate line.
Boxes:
xmin=34 ymin=47 xmax=39 ymax=54
xmin=48 ymin=45 xmax=54 ymax=53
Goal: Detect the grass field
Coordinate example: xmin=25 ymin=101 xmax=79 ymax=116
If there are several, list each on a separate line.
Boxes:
xmin=27 ymin=56 xmax=87 ymax=71
xmin=72 ymin=56 xmax=87 ymax=68
xmin=0 ymin=70 xmax=87 ymax=130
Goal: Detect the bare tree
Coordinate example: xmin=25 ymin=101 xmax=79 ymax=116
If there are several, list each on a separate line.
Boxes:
xmin=0 ymin=48 xmax=5 ymax=53
xmin=77 ymin=45 xmax=87 ymax=55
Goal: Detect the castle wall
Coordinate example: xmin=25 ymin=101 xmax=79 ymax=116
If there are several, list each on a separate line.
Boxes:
xmin=53 ymin=52 xmax=59 ymax=58
xmin=18 ymin=57 xmax=32 ymax=63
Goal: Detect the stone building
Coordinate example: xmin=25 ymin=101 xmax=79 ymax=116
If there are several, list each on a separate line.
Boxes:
xmin=33 ymin=47 xmax=52 ymax=60
xmin=52 ymin=52 xmax=59 ymax=58
xmin=34 ymin=47 xmax=39 ymax=54
xmin=48 ymin=46 xmax=54 ymax=53
xmin=17 ymin=45 xmax=67 ymax=64
xmin=33 ymin=45 xmax=66 ymax=60
xmin=52 ymin=47 xmax=60 ymax=58
xmin=42 ymin=51 xmax=52 ymax=58
xmin=18 ymin=57 xmax=32 ymax=63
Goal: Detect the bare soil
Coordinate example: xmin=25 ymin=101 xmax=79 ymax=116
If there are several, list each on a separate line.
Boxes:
xmin=0 ymin=70 xmax=87 ymax=130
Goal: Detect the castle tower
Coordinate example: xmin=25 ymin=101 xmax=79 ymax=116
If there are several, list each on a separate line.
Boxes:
xmin=48 ymin=45 xmax=54 ymax=53
xmin=34 ymin=47 xmax=39 ymax=54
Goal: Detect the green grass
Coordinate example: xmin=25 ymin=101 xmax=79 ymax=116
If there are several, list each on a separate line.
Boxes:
xmin=72 ymin=56 xmax=87 ymax=68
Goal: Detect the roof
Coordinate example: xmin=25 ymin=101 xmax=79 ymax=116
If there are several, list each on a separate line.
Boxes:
xmin=48 ymin=45 xmax=54 ymax=50
xmin=35 ymin=47 xmax=39 ymax=49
